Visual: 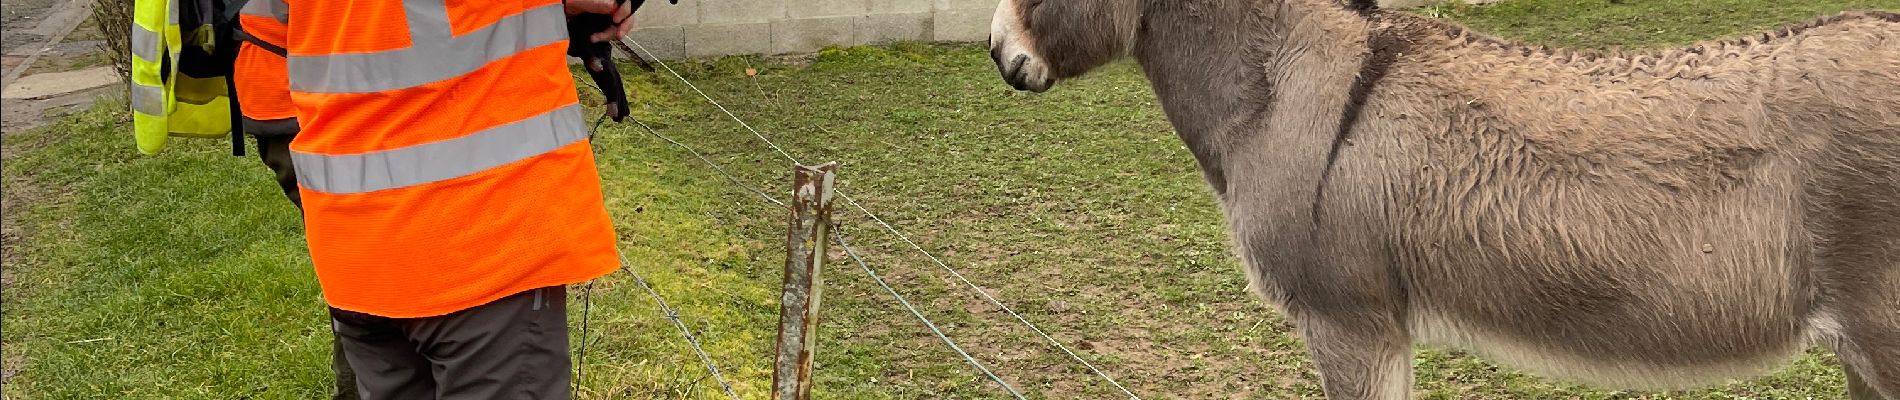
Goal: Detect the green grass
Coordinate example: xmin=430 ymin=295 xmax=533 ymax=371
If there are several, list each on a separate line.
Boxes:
xmin=4 ymin=1 xmax=1895 ymax=398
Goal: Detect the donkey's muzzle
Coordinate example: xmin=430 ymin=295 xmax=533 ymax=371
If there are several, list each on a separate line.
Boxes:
xmin=994 ymin=53 xmax=1051 ymax=93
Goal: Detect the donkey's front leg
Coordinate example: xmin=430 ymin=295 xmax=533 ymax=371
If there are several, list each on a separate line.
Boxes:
xmin=1252 ymin=236 xmax=1414 ymax=399
xmin=1227 ymin=169 xmax=1414 ymax=398
xmin=1299 ymin=228 xmax=1414 ymax=398
xmin=1293 ymin=309 xmax=1414 ymax=399
xmin=1274 ymin=222 xmax=1413 ymax=398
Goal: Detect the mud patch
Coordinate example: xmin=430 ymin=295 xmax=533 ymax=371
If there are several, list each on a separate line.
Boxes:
xmin=2 ymin=165 xmax=44 ymax=291
xmin=1 ymin=85 xmax=113 ymax=134
xmin=20 ymin=40 xmax=108 ymax=76
xmin=0 ymin=169 xmax=38 ymax=390
xmin=0 ymin=346 xmax=22 ymax=385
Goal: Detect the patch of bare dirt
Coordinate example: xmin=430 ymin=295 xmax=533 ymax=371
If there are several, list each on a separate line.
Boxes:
xmin=2 ymin=161 xmax=43 ymax=289
xmin=0 ymin=94 xmax=73 ymax=389
xmin=859 ymin=200 xmax=1320 ymax=399
xmin=20 ymin=39 xmax=106 ymax=76
xmin=1 ymin=173 xmax=29 ymax=387
xmin=1 ymin=85 xmax=111 ymax=134
xmin=1 ymin=347 xmax=22 ymax=386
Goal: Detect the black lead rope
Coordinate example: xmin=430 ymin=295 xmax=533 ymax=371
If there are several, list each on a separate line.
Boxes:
xmin=565 ymin=0 xmax=676 ymax=124
xmin=565 ymin=0 xmax=681 ymax=396
xmin=565 ymin=1 xmax=636 ymax=124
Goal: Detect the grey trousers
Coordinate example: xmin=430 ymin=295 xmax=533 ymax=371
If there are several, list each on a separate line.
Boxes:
xmin=329 ymin=286 xmax=573 ymax=400
xmin=252 ymin=130 xmax=359 ymax=400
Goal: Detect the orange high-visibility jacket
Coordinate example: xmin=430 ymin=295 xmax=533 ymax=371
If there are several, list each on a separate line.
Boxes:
xmin=234 ymin=0 xmax=295 ymax=131
xmin=284 ymin=0 xmax=620 ymax=318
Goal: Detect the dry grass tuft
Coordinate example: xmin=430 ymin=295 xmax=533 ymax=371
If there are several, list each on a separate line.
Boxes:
xmin=89 ymin=0 xmax=132 ymax=85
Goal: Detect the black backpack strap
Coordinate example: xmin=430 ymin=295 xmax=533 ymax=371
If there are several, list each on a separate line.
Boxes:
xmin=224 ymin=0 xmax=288 ymax=57
xmin=233 ymin=29 xmax=288 ymax=57
xmin=221 ymin=0 xmax=251 ymax=25
xmin=228 ymin=72 xmax=245 ymax=157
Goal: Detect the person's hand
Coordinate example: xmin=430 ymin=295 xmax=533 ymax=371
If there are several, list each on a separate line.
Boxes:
xmin=563 ymin=0 xmax=636 ymax=42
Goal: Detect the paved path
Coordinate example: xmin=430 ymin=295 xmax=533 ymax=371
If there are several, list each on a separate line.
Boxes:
xmin=2 ymin=67 xmax=115 ymax=133
xmin=2 ymin=0 xmax=94 ymax=85
xmin=1 ymin=0 xmax=117 ymax=134
xmin=4 ymin=66 xmax=114 ymax=99
xmin=1 ymin=0 xmax=65 ymax=53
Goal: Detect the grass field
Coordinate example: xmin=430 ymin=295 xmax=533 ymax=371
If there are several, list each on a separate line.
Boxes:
xmin=4 ymin=0 xmax=1898 ymax=398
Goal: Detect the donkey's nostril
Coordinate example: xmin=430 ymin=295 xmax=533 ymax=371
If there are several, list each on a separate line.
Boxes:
xmin=998 ymin=54 xmax=1037 ymax=91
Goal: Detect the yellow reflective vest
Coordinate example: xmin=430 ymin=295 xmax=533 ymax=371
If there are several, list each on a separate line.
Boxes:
xmin=130 ymin=0 xmax=234 ymax=155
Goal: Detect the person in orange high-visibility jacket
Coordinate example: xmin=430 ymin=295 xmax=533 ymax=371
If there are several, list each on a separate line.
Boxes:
xmin=231 ymin=1 xmax=358 ymax=398
xmin=281 ymin=1 xmax=635 ymax=398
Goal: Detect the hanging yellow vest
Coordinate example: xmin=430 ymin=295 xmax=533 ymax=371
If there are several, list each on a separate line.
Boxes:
xmin=130 ymin=0 xmax=234 ymax=155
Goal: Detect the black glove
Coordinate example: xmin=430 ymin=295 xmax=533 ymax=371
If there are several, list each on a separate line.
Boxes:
xmin=565 ymin=0 xmax=645 ymax=122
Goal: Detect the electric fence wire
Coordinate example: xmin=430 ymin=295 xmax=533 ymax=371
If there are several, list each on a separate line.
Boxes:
xmin=572 ymin=78 xmax=743 ymax=400
xmin=573 ymin=280 xmax=594 ymax=397
xmin=834 ymin=228 xmax=1027 ymax=399
xmin=569 ymin=77 xmax=1026 ymax=396
xmin=628 ymin=114 xmax=1027 ymax=398
xmin=629 ymin=117 xmax=788 ymax=209
xmin=621 ymin=251 xmax=744 ymax=400
xmin=620 ymin=37 xmax=1144 ymax=400
xmin=570 ymin=252 xmax=744 ymax=400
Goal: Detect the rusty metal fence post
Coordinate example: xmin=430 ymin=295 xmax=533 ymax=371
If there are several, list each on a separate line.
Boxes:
xmin=772 ymin=162 xmax=837 ymax=400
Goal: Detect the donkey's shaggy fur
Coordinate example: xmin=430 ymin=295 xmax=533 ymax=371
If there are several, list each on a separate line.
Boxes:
xmin=989 ymin=0 xmax=1900 ymax=398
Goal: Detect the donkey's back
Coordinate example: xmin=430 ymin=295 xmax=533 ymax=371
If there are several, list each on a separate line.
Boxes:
xmin=1368 ymin=9 xmax=1900 ymax=391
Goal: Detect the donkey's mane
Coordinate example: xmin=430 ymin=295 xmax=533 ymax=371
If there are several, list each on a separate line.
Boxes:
xmin=1341 ymin=0 xmax=1378 ymax=14
xmin=1373 ymin=9 xmax=1900 ymax=78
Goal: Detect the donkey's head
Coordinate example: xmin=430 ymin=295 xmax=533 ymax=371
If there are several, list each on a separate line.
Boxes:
xmin=989 ymin=0 xmax=1143 ymax=92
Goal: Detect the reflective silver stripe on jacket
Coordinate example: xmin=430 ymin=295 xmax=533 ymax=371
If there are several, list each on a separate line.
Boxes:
xmin=287 ymin=2 xmax=565 ymax=94
xmin=239 ymin=0 xmax=288 ymax=22
xmin=290 ymin=105 xmax=588 ymax=194
xmin=131 ymin=23 xmax=161 ymax=61
xmin=131 ymin=83 xmax=166 ymax=115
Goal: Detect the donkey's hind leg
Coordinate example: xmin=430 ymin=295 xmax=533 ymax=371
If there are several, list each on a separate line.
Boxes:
xmin=1836 ymin=306 xmax=1900 ymax=400
xmin=1840 ymin=324 xmax=1900 ymax=400
xmin=1833 ymin=269 xmax=1900 ymax=399
xmin=1295 ymin=311 xmax=1414 ymax=400
xmin=1848 ymin=363 xmax=1894 ymax=400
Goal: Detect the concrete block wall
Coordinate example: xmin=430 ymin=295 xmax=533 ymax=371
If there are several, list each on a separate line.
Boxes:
xmin=624 ymin=0 xmax=998 ymax=59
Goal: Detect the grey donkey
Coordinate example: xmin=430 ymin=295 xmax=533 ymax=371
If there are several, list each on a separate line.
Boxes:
xmin=987 ymin=0 xmax=1900 ymax=398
